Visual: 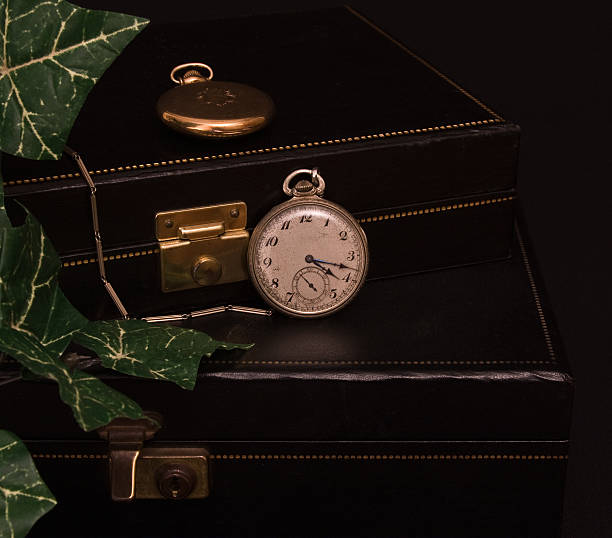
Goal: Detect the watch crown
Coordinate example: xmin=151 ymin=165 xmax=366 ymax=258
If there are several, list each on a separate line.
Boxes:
xmin=181 ymin=70 xmax=207 ymax=84
xmin=295 ymin=179 xmax=315 ymax=194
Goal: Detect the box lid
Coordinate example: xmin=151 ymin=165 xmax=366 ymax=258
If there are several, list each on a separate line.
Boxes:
xmin=1 ymin=7 xmax=519 ymax=255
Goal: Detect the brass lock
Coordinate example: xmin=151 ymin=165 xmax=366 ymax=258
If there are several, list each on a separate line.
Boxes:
xmin=135 ymin=447 xmax=209 ymax=500
xmin=98 ymin=414 xmax=209 ymax=501
xmin=156 ymin=202 xmax=249 ymax=292
xmin=155 ymin=463 xmax=197 ymax=499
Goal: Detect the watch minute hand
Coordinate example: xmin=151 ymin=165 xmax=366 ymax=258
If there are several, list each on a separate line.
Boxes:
xmin=314 ymin=259 xmax=358 ymax=271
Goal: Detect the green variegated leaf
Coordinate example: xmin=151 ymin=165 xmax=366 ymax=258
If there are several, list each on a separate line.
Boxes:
xmin=0 ymin=430 xmax=56 ymax=538
xmin=74 ymin=320 xmax=253 ymax=390
xmin=0 ymin=178 xmax=144 ymax=429
xmin=0 ymin=204 xmax=88 ymax=356
xmin=0 ymin=328 xmax=143 ymax=430
xmin=0 ymin=0 xmax=148 ymax=159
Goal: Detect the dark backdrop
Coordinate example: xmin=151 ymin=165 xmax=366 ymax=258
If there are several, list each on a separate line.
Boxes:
xmin=76 ymin=2 xmax=612 ymax=536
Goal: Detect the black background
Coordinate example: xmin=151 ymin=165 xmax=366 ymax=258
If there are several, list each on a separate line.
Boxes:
xmin=75 ymin=2 xmax=611 ymax=536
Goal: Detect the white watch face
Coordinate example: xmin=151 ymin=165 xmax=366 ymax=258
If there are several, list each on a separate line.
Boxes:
xmin=249 ymin=199 xmax=368 ymax=317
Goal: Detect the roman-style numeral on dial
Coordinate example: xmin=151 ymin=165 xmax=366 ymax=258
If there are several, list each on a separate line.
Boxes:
xmin=281 ymin=220 xmax=290 ymax=230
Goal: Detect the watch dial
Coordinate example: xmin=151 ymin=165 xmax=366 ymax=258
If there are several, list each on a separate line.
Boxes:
xmin=250 ymin=201 xmax=368 ymax=317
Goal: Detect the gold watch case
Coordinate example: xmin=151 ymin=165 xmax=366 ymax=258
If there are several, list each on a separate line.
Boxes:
xmin=156 ymin=63 xmax=275 ymax=139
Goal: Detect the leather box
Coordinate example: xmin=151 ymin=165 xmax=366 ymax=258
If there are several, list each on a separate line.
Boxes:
xmin=1 ymin=6 xmax=519 ymax=320
xmin=0 ymin=223 xmax=573 ymax=537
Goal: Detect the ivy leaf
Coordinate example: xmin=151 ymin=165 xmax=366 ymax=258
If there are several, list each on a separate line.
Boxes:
xmin=0 ymin=0 xmax=148 ymax=159
xmin=0 ymin=430 xmax=56 ymax=538
xmin=0 ymin=328 xmax=143 ymax=430
xmin=74 ymin=320 xmax=253 ymax=390
xmin=0 ymin=203 xmax=88 ymax=357
xmin=0 ymin=178 xmax=144 ymax=430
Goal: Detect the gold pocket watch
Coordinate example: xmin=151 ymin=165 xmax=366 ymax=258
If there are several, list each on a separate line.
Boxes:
xmin=156 ymin=63 xmax=275 ymax=139
xmin=248 ymin=169 xmax=369 ymax=318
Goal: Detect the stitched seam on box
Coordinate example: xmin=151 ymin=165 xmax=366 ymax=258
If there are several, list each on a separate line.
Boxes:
xmin=30 ymin=453 xmax=567 ymax=461
xmin=208 ymin=454 xmax=567 ymax=461
xmin=357 ymin=195 xmax=515 ymax=224
xmin=0 ymin=358 xmax=554 ymax=366
xmin=61 ymin=248 xmax=160 ymax=269
xmin=516 ymin=226 xmax=557 ymax=362
xmin=58 ymin=195 xmax=516 ymax=269
xmin=3 ymin=119 xmax=503 ymax=186
xmin=200 ymin=359 xmax=552 ymax=366
xmin=344 ymin=6 xmax=504 ymax=121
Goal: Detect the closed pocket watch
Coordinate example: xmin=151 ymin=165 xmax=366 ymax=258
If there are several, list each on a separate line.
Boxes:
xmin=248 ymin=169 xmax=369 ymax=318
xmin=156 ymin=62 xmax=275 ymax=139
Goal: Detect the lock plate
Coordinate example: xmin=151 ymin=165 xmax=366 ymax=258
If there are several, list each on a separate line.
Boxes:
xmin=135 ymin=447 xmax=209 ymax=500
xmin=156 ymin=202 xmax=249 ymax=292
xmin=98 ymin=415 xmax=209 ymax=501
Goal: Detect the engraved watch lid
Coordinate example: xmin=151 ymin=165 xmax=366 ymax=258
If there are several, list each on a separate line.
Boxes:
xmin=156 ymin=63 xmax=275 ymax=139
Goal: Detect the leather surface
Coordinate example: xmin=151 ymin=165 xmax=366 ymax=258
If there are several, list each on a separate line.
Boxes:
xmin=56 ymin=189 xmax=516 ymax=319
xmin=3 ymin=7 xmax=505 ymax=178
xmin=27 ymin=440 xmax=567 ymax=538
xmin=1 ymin=224 xmax=573 ymax=443
xmin=1 ymin=7 xmax=519 ymax=255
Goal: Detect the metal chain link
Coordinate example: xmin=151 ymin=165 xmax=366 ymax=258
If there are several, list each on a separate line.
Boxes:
xmin=65 ymin=148 xmax=271 ymax=322
xmin=65 ymin=147 xmax=129 ymax=319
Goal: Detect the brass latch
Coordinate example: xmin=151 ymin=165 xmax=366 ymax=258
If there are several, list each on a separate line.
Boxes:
xmin=98 ymin=413 xmax=209 ymax=501
xmin=156 ymin=202 xmax=250 ymax=292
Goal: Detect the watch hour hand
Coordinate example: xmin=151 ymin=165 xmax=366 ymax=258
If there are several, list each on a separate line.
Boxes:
xmin=317 ymin=263 xmax=340 ymax=280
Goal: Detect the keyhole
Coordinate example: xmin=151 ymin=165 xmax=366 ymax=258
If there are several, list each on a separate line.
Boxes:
xmin=155 ymin=464 xmax=196 ymax=499
xmin=170 ymin=476 xmax=182 ymax=498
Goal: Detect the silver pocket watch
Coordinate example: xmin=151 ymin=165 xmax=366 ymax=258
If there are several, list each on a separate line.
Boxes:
xmin=248 ymin=168 xmax=369 ymax=318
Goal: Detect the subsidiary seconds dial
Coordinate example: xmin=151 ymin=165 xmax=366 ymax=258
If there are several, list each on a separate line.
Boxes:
xmin=248 ymin=169 xmax=369 ymax=318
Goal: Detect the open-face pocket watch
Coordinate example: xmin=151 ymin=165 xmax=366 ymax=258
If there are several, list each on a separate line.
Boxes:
xmin=247 ymin=169 xmax=369 ymax=318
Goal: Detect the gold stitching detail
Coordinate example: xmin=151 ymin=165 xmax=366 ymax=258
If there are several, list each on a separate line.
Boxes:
xmin=32 ymin=454 xmax=108 ymax=459
xmin=31 ymin=453 xmax=567 ymax=461
xmin=357 ymin=195 xmax=515 ymax=224
xmin=3 ymin=120 xmax=503 ymax=186
xmin=58 ymin=196 xmax=515 ymax=269
xmin=516 ymin=226 xmax=557 ymax=362
xmin=344 ymin=6 xmax=503 ymax=121
xmin=0 ymin=357 xmax=551 ymax=366
xmin=207 ymin=453 xmax=567 ymax=461
xmin=61 ymin=248 xmax=160 ymax=269
xmin=201 ymin=359 xmax=552 ymax=366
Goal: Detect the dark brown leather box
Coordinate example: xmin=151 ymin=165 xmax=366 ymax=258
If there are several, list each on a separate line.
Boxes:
xmin=1 ymin=223 xmax=573 ymax=537
xmin=0 ymin=8 xmax=571 ymax=537
xmin=1 ymin=7 xmax=519 ymax=319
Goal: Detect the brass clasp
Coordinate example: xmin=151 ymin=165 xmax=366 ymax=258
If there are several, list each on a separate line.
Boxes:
xmin=98 ymin=413 xmax=210 ymax=501
xmin=97 ymin=412 xmax=162 ymax=502
xmin=156 ymin=202 xmax=250 ymax=292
